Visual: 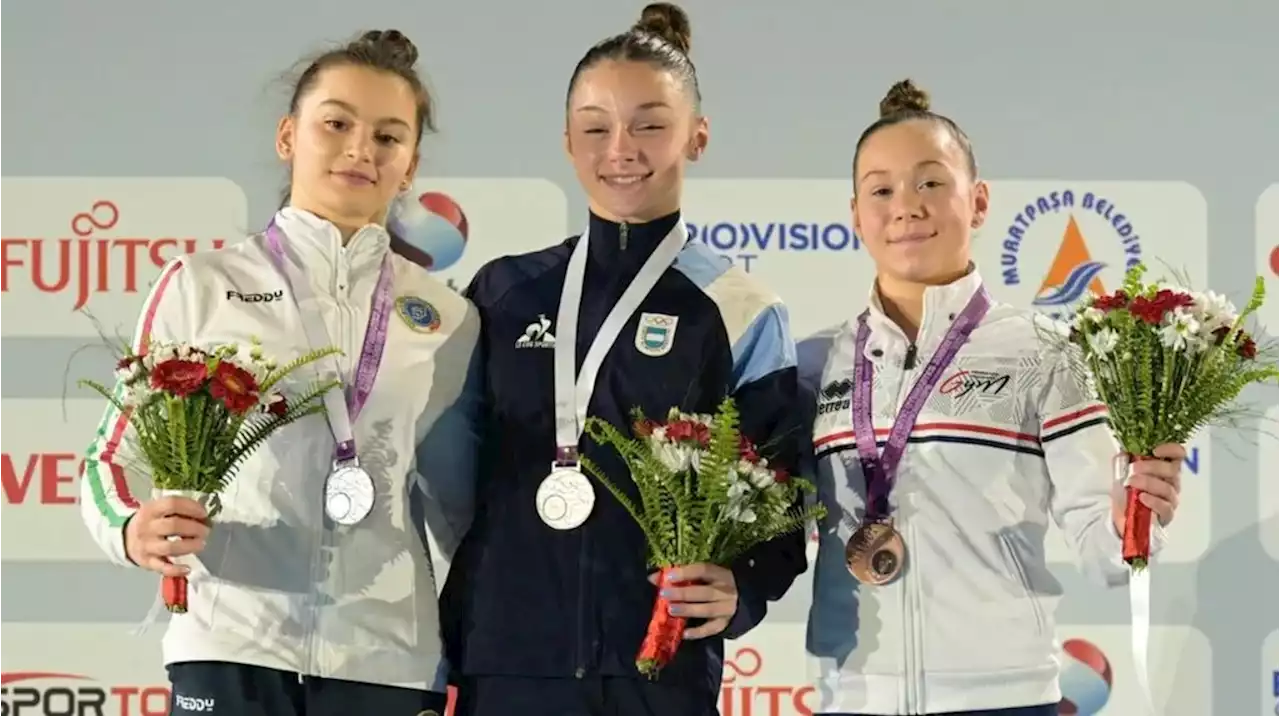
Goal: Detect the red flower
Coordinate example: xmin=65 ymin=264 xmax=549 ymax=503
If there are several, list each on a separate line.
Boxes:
xmin=662 ymin=419 xmax=713 ymax=448
xmin=209 ymin=362 xmax=260 ymax=414
xmin=738 ymin=436 xmax=760 ymax=464
xmin=634 ymin=418 xmax=658 ymax=437
xmin=1128 ymin=290 xmax=1193 ymax=325
xmin=692 ymin=423 xmax=711 ymax=447
xmin=149 ymin=359 xmax=208 ymax=396
xmin=1239 ymin=336 xmax=1258 ymax=359
xmin=665 ymin=420 xmax=694 ymax=442
xmin=1093 ymin=290 xmax=1130 ymax=312
xmin=773 ymin=469 xmax=789 ymax=484
xmin=264 ymin=394 xmax=288 ymax=417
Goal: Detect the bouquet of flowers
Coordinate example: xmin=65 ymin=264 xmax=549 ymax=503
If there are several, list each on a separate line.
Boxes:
xmin=79 ymin=336 xmax=341 ymax=613
xmin=1063 ymin=263 xmax=1278 ymax=570
xmin=581 ymin=397 xmax=827 ymax=678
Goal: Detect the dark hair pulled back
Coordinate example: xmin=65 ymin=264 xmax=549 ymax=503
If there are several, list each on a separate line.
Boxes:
xmin=853 ymin=79 xmax=977 ymax=182
xmin=288 ymin=29 xmax=436 ymax=144
xmin=566 ymin=3 xmax=701 ymax=109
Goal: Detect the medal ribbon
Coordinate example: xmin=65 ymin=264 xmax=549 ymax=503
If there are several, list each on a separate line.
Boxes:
xmin=852 ymin=287 xmax=990 ymax=520
xmin=552 ymin=220 xmax=688 ymax=466
xmin=264 ymin=223 xmax=394 ymax=465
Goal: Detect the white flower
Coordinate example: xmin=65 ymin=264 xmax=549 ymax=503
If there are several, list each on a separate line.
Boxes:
xmin=653 ymin=442 xmax=702 ymax=473
xmin=687 ymin=448 xmax=703 ymax=474
xmin=748 ymin=465 xmax=775 ymax=489
xmin=122 ymin=381 xmax=154 ymax=407
xmin=1159 ymin=309 xmax=1201 ymax=352
xmin=115 ymin=358 xmax=143 ymax=384
xmin=1087 ymin=328 xmax=1119 ymax=356
xmin=1191 ymin=290 xmax=1237 ymax=334
xmin=726 ymin=505 xmax=757 ymax=523
xmin=653 ymin=442 xmax=690 ymax=472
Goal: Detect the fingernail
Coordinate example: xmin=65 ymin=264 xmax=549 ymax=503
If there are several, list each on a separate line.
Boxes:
xmin=667 ymin=570 xmax=680 ymax=583
xmin=660 ymin=589 xmax=669 ymax=598
xmin=669 ymin=605 xmax=682 ymax=615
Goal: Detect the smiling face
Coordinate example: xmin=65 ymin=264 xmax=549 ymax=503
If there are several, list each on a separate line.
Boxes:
xmin=852 ymin=119 xmax=989 ymax=287
xmin=564 ymin=59 xmax=708 ymax=223
xmin=275 ymin=63 xmax=420 ymax=230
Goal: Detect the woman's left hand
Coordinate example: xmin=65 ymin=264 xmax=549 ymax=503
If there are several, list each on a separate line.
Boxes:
xmin=648 ymin=563 xmax=739 ymax=639
xmin=1112 ymin=442 xmax=1186 ymax=532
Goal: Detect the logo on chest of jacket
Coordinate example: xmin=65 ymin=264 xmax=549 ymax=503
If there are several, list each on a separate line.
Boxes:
xmin=817 ymin=378 xmax=852 ymax=415
xmin=938 ymin=369 xmax=1011 ymax=399
xmin=225 ymin=289 xmax=284 ymax=303
xmin=396 ymin=295 xmax=441 ymax=333
xmin=515 ymin=314 xmax=556 ymax=348
xmin=635 ymin=312 xmax=678 ymax=357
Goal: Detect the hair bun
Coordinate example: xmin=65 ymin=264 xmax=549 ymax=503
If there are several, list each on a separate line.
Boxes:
xmin=879 ymin=79 xmax=931 ymax=117
xmin=633 ymin=2 xmax=693 ymax=55
xmin=352 ymin=29 xmax=419 ymax=69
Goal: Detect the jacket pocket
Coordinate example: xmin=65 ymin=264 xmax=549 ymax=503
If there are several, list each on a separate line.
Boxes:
xmin=997 ymin=533 xmax=1046 ymax=637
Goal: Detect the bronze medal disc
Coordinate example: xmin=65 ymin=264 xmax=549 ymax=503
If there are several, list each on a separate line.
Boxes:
xmin=845 ymin=521 xmax=906 ymax=585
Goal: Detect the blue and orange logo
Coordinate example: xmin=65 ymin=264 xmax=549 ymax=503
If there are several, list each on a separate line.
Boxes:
xmin=1057 ymin=638 xmax=1112 ymax=715
xmin=388 ymin=191 xmax=469 ymax=272
xmin=999 ymin=189 xmax=1143 ymax=319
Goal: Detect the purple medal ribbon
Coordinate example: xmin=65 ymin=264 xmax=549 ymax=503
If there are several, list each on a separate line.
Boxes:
xmin=264 ymin=223 xmax=394 ymax=464
xmin=852 ymin=287 xmax=991 ymax=520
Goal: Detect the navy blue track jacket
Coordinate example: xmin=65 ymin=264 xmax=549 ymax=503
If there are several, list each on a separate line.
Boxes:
xmin=440 ymin=210 xmax=808 ymax=692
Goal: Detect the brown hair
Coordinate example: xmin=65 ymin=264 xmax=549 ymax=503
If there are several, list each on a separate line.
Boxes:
xmin=853 ymin=79 xmax=977 ymax=181
xmin=288 ymin=29 xmax=436 ymax=145
xmin=566 ymin=3 xmax=701 ymax=109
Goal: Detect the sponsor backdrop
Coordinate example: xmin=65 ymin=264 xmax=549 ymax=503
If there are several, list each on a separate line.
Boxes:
xmin=2 ymin=2 xmax=1276 ymax=714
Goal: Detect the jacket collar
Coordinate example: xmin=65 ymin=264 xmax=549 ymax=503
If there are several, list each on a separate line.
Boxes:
xmin=584 ymin=209 xmax=683 ymax=271
xmin=273 ymin=207 xmax=391 ymax=278
xmin=863 ymin=263 xmax=986 ymax=355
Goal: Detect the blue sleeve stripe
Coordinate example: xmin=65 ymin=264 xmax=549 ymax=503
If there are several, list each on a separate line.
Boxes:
xmin=671 ymin=241 xmax=732 ymax=290
xmin=731 ymin=302 xmax=798 ymax=390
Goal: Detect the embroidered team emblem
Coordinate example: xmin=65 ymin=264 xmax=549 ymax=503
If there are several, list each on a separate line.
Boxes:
xmin=635 ymin=312 xmax=678 ymax=357
xmin=396 ymin=296 xmax=441 ymax=333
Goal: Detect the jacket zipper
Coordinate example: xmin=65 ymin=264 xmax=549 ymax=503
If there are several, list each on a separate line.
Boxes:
xmin=892 ymin=335 xmax=920 ymax=711
xmin=903 ymin=342 xmax=918 ymax=370
xmin=303 ymin=248 xmax=354 ymax=680
xmin=574 ymin=223 xmax=628 ymax=677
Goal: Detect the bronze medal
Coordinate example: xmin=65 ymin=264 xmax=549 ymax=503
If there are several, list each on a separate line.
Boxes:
xmin=845 ymin=520 xmax=906 ymax=585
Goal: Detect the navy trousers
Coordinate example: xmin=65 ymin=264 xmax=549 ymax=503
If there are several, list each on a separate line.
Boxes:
xmin=167 ymin=661 xmax=449 ymax=716
xmin=451 ymin=675 xmax=718 ymax=716
xmin=820 ymin=704 xmax=1057 ymax=716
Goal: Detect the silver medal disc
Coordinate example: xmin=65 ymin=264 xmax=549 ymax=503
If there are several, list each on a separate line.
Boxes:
xmin=325 ymin=464 xmax=375 ymax=525
xmin=535 ymin=467 xmax=595 ymax=530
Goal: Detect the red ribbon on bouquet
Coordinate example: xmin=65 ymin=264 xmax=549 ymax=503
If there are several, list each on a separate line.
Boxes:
xmin=1122 ymin=454 xmax=1158 ymax=570
xmin=163 ymin=575 xmax=189 ymax=613
xmin=636 ymin=567 xmax=692 ymax=678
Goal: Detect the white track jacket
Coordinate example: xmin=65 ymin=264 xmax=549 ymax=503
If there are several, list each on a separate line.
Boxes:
xmin=799 ymin=269 xmax=1167 ymax=715
xmin=79 ymin=207 xmax=481 ymax=691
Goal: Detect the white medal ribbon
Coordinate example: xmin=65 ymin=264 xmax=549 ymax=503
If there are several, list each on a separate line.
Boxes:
xmin=539 ymin=219 xmax=687 ymax=529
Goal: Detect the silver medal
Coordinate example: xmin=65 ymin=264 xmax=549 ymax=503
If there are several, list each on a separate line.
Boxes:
xmin=535 ymin=467 xmax=595 ymax=530
xmin=325 ymin=462 xmax=376 ymax=525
